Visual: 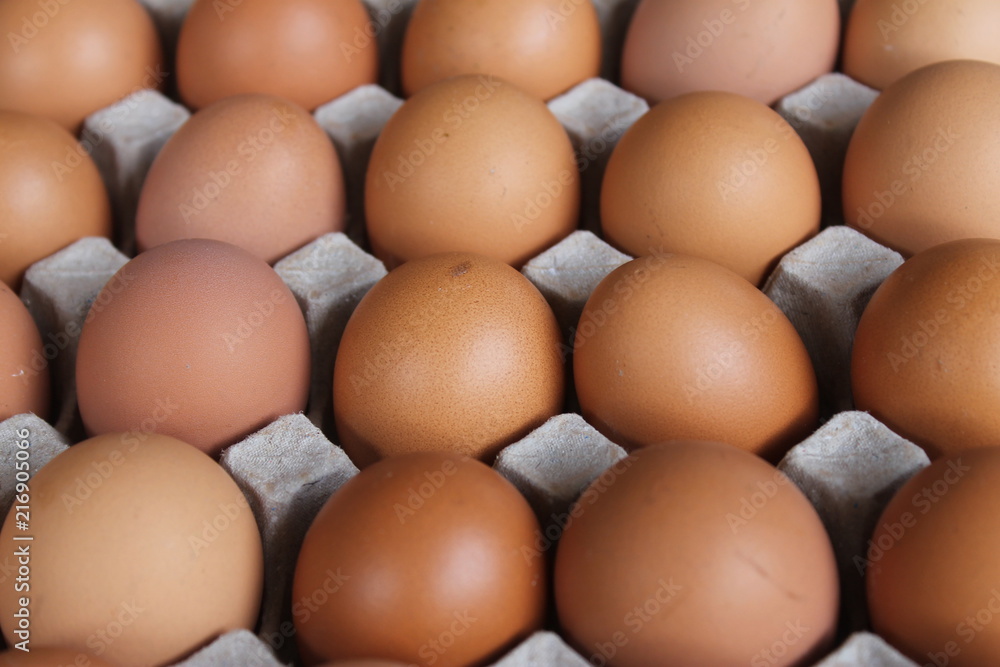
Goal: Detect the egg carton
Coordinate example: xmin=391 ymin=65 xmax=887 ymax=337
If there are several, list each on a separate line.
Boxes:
xmin=0 ymin=0 xmax=931 ymax=664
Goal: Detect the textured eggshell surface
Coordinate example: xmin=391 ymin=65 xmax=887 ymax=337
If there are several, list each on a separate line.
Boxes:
xmin=555 ymin=442 xmax=839 ymax=667
xmin=76 ymin=239 xmax=311 ymax=457
xmin=843 ymin=60 xmax=1000 ymax=256
xmin=364 ymin=75 xmax=580 ymax=269
xmin=135 ymin=94 xmax=346 ymax=264
xmin=0 ymin=282 xmax=49 ymax=421
xmin=293 ymin=452 xmax=546 ymax=666
xmin=401 ymin=0 xmax=602 ymax=100
xmin=601 ymin=91 xmax=820 ymax=286
xmin=852 ymin=238 xmax=1000 ymax=460
xmin=176 ymin=0 xmax=378 ymax=111
xmin=573 ymin=254 xmax=818 ymax=460
xmin=333 ymin=252 xmax=565 ymax=468
xmin=0 ymin=433 xmax=263 ymax=667
xmin=0 ymin=110 xmax=112 ymax=290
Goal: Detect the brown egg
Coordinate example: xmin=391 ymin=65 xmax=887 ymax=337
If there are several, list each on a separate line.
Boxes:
xmin=332 ymin=252 xmax=564 ymax=468
xmin=621 ymin=0 xmax=840 ymax=105
xmin=293 ymin=452 xmax=546 ymax=666
xmin=573 ymin=254 xmax=818 ymax=461
xmin=843 ymin=60 xmax=1000 ymax=256
xmin=601 ymin=92 xmax=820 ymax=286
xmin=177 ymin=0 xmax=378 ymax=111
xmin=852 ymin=239 xmax=1000 ymax=460
xmin=0 ymin=433 xmax=263 ymax=666
xmin=0 ymin=648 xmax=115 ymax=666
xmin=135 ymin=94 xmax=346 ymax=264
xmin=364 ymin=75 xmax=579 ymax=269
xmin=0 ymin=0 xmax=162 ymax=131
xmin=401 ymin=0 xmax=602 ymax=100
xmin=76 ymin=239 xmax=311 ymax=458
xmin=0 ymin=110 xmax=112 ymax=291
xmin=866 ymin=446 xmax=1000 ymax=665
xmin=844 ymin=0 xmax=1000 ymax=90
xmin=555 ymin=442 xmax=839 ymax=666
xmin=0 ymin=282 xmax=48 ymax=422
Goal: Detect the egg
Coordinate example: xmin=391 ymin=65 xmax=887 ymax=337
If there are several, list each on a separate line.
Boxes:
xmin=601 ymin=92 xmax=820 ymax=286
xmin=0 ymin=110 xmax=112 ymax=291
xmin=364 ymin=75 xmax=579 ymax=268
xmin=0 ymin=0 xmax=163 ymax=131
xmin=852 ymin=239 xmax=1000 ymax=460
xmin=293 ymin=452 xmax=546 ymax=666
xmin=76 ymin=239 xmax=311 ymax=457
xmin=0 ymin=433 xmax=263 ymax=666
xmin=621 ymin=0 xmax=840 ymax=105
xmin=573 ymin=254 xmax=818 ymax=461
xmin=843 ymin=60 xmax=1000 ymax=256
xmin=844 ymin=0 xmax=1000 ymax=90
xmin=0 ymin=648 xmax=115 ymax=666
xmin=176 ymin=0 xmax=378 ymax=111
xmin=555 ymin=441 xmax=839 ymax=666
xmin=135 ymin=94 xmax=346 ymax=264
xmin=866 ymin=446 xmax=1000 ymax=665
xmin=401 ymin=0 xmax=602 ymax=100
xmin=0 ymin=282 xmax=49 ymax=422
xmin=332 ymin=252 xmax=564 ymax=468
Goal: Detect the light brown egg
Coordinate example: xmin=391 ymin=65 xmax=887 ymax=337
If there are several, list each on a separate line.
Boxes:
xmin=844 ymin=0 xmax=1000 ymax=90
xmin=852 ymin=239 xmax=1000 ymax=460
xmin=0 ymin=0 xmax=162 ymax=131
xmin=621 ymin=0 xmax=840 ymax=105
xmin=135 ymin=94 xmax=346 ymax=264
xmin=601 ymin=92 xmax=820 ymax=286
xmin=293 ymin=452 xmax=546 ymax=666
xmin=76 ymin=239 xmax=311 ymax=458
xmin=0 ymin=110 xmax=112 ymax=291
xmin=401 ymin=0 xmax=602 ymax=100
xmin=0 ymin=282 xmax=48 ymax=421
xmin=573 ymin=254 xmax=818 ymax=461
xmin=867 ymin=446 xmax=1000 ymax=665
xmin=364 ymin=75 xmax=579 ymax=269
xmin=555 ymin=441 xmax=839 ymax=666
xmin=843 ymin=60 xmax=1000 ymax=256
xmin=0 ymin=433 xmax=263 ymax=666
xmin=176 ymin=0 xmax=378 ymax=111
xmin=332 ymin=252 xmax=564 ymax=468
xmin=0 ymin=648 xmax=115 ymax=666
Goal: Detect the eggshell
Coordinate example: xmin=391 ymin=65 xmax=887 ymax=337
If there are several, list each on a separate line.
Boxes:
xmin=555 ymin=441 xmax=839 ymax=666
xmin=292 ymin=452 xmax=546 ymax=666
xmin=852 ymin=239 xmax=1000 ymax=460
xmin=76 ymin=239 xmax=311 ymax=457
xmin=866 ymin=446 xmax=1000 ymax=665
xmin=332 ymin=252 xmax=564 ymax=468
xmin=0 ymin=110 xmax=112 ymax=291
xmin=601 ymin=92 xmax=820 ymax=286
xmin=0 ymin=648 xmax=115 ymax=666
xmin=844 ymin=0 xmax=1000 ymax=90
xmin=0 ymin=0 xmax=163 ymax=131
xmin=135 ymin=94 xmax=346 ymax=264
xmin=843 ymin=60 xmax=1000 ymax=256
xmin=176 ymin=0 xmax=378 ymax=111
xmin=401 ymin=0 xmax=602 ymax=100
xmin=0 ymin=282 xmax=49 ymax=421
xmin=364 ymin=75 xmax=579 ymax=268
xmin=573 ymin=254 xmax=818 ymax=461
xmin=0 ymin=433 xmax=263 ymax=666
xmin=621 ymin=0 xmax=840 ymax=105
